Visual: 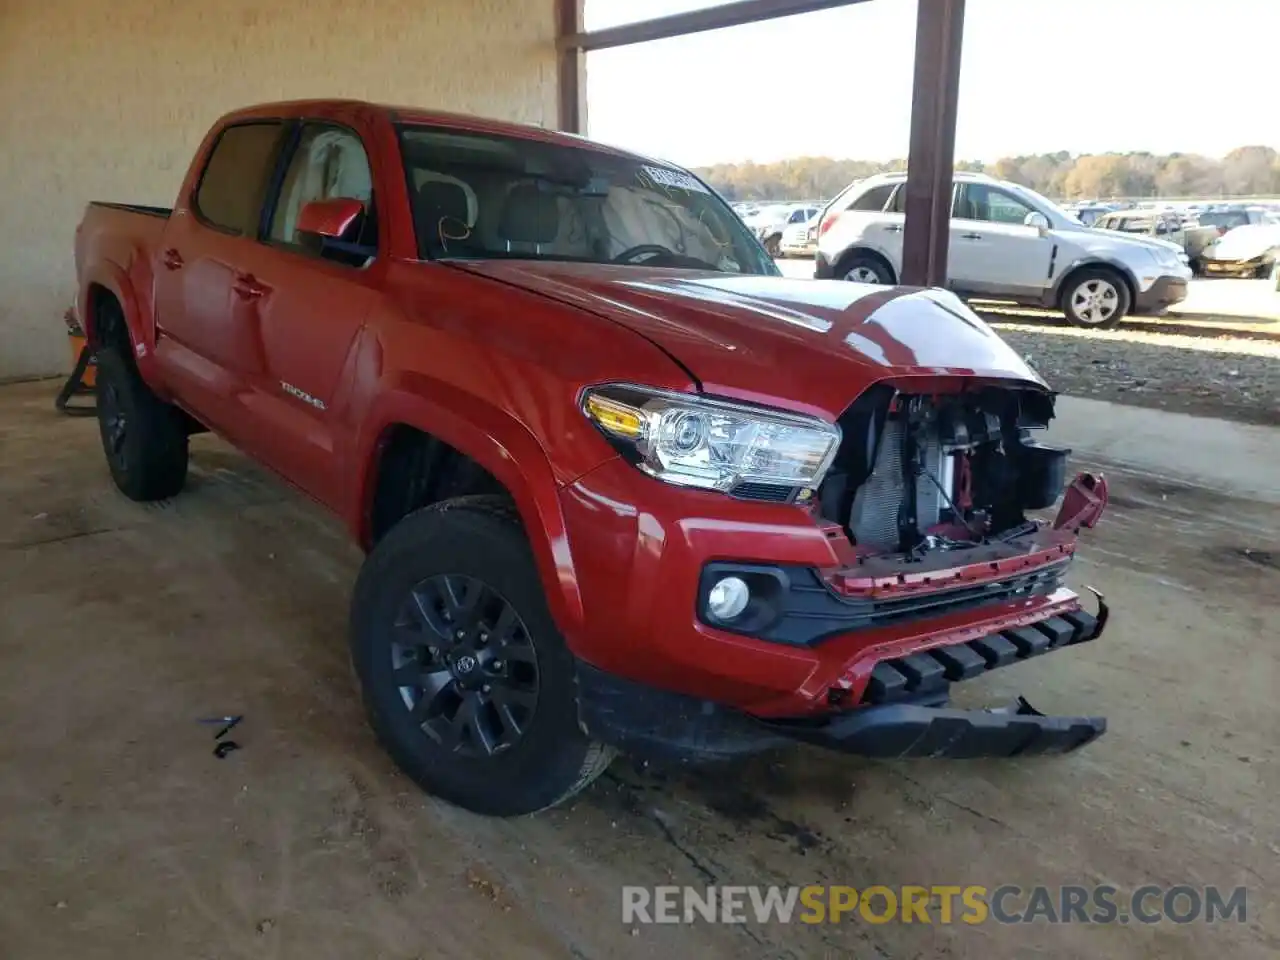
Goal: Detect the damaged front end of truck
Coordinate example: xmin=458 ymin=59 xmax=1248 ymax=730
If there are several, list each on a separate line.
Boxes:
xmin=757 ymin=380 xmax=1112 ymax=759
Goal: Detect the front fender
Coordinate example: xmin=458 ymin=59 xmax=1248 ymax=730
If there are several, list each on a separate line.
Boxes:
xmin=350 ymin=376 xmax=600 ymax=639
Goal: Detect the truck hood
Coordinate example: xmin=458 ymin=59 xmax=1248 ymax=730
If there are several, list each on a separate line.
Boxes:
xmin=453 ymin=261 xmax=1048 ymax=419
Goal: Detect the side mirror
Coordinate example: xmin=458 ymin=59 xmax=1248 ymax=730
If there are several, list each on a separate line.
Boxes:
xmin=297 ymin=197 xmax=365 ymax=239
xmin=1024 ymin=211 xmax=1050 ymax=235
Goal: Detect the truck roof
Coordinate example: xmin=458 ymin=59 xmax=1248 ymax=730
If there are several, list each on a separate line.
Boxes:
xmin=218 ymin=99 xmax=641 ymax=160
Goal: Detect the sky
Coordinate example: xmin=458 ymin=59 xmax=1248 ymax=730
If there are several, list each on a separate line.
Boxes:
xmin=584 ymin=0 xmax=1277 ymax=166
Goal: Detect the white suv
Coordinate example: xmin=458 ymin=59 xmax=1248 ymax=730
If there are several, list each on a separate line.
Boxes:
xmin=814 ymin=172 xmax=1192 ymax=328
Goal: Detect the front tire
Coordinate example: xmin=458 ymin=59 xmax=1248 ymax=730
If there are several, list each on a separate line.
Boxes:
xmin=764 ymin=233 xmax=782 ymax=257
xmin=350 ymin=496 xmax=614 ymax=816
xmin=1061 ymin=268 xmax=1130 ymax=329
xmin=95 ymin=345 xmax=189 ymax=501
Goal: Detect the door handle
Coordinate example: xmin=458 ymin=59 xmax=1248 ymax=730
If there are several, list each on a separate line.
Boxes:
xmin=884 ymin=225 xmax=904 ymax=233
xmin=161 ymin=248 xmax=184 ymax=270
xmin=961 ymin=232 xmax=983 ymax=240
xmin=231 ymin=274 xmax=269 ymax=300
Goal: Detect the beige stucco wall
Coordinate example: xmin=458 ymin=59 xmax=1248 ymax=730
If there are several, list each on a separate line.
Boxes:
xmin=0 ymin=0 xmax=560 ymax=381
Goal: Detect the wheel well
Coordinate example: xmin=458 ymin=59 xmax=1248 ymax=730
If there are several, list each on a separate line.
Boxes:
xmin=369 ymin=425 xmax=511 ymax=544
xmin=1056 ymin=263 xmax=1134 ymax=311
xmin=834 ymin=247 xmax=897 ymax=283
xmin=87 ymin=284 xmax=130 ymax=353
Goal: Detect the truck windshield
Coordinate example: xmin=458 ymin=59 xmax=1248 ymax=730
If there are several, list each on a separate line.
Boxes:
xmin=398 ymin=126 xmax=776 ymax=275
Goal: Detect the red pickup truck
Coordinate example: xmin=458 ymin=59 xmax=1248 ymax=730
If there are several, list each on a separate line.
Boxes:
xmin=75 ymin=100 xmax=1110 ymax=816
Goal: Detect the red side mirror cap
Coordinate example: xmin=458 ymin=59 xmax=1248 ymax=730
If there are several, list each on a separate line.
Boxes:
xmin=296 ymin=198 xmax=364 ymax=239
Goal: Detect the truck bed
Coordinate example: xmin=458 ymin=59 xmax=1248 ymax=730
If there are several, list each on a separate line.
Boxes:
xmin=74 ymin=201 xmax=172 ymax=330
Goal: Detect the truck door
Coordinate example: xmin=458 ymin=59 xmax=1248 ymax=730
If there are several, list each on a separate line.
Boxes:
xmin=152 ymin=121 xmax=291 ymax=439
xmin=227 ymin=121 xmax=383 ymax=508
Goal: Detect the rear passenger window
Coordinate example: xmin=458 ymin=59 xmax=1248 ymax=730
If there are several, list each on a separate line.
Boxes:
xmin=849 ymin=184 xmax=895 ymax=212
xmin=194 ymin=123 xmax=287 ymax=235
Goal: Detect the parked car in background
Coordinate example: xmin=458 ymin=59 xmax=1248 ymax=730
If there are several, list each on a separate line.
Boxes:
xmin=753 ymin=203 xmax=820 ymax=256
xmin=1196 ymin=205 xmax=1275 ymax=235
xmin=815 ymin=171 xmax=1191 ymax=328
xmin=1069 ymin=204 xmax=1115 ymax=227
xmin=1093 ymin=210 xmax=1214 ymax=273
xmin=1198 ymin=222 xmax=1280 ymax=278
xmin=779 ymin=212 xmax=820 ymax=257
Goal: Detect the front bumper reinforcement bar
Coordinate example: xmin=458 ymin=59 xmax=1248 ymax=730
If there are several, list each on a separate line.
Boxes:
xmin=766 ymin=696 xmax=1105 ymax=758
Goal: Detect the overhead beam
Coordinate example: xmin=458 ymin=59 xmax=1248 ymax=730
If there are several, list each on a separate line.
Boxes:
xmin=900 ymin=0 xmax=966 ymax=287
xmin=558 ymin=0 xmax=873 ymax=52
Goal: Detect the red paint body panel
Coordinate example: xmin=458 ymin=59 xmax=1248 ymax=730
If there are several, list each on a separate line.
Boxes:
xmin=456 ymin=261 xmax=1048 ymax=419
xmin=74 ymin=100 xmax=1097 ymax=722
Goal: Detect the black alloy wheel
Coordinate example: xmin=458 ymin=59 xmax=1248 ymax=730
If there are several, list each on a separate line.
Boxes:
xmin=390 ymin=573 xmax=539 ymax=758
xmin=350 ymin=496 xmax=615 ymax=815
xmin=93 ymin=344 xmax=188 ymax=501
xmin=99 ymin=380 xmax=129 ymax=473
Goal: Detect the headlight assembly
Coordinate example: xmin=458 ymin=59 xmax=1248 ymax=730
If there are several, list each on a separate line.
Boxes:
xmin=581 ymin=384 xmax=841 ymax=500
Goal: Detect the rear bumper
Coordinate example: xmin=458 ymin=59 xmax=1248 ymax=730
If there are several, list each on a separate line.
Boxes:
xmin=780 ymin=240 xmax=817 ymax=257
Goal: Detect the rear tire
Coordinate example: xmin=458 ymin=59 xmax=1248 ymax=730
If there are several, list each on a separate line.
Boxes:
xmin=1060 ymin=267 xmax=1130 ymax=329
xmin=350 ymin=496 xmax=614 ymax=816
xmin=95 ymin=345 xmax=189 ymax=501
xmin=838 ymin=252 xmax=895 ymax=285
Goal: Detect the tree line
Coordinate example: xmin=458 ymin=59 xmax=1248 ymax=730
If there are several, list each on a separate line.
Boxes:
xmin=694 ymin=146 xmax=1280 ymax=202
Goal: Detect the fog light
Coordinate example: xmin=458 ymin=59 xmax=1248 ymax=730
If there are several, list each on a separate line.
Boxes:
xmin=707 ymin=576 xmax=750 ymax=621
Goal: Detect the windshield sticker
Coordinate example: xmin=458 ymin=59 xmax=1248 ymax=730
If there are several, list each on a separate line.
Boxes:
xmin=640 ymin=165 xmax=709 ymax=194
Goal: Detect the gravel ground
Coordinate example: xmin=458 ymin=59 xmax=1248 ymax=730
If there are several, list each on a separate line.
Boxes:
xmin=989 ymin=321 xmax=1280 ymax=426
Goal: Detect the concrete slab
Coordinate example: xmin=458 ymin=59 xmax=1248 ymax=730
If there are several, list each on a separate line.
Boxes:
xmin=3 ymin=379 xmax=1279 ymax=959
xmin=1049 ymin=396 xmax=1280 ymax=504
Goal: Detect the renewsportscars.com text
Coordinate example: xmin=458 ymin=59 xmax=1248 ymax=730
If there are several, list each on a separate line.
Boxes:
xmin=622 ymin=884 xmax=1247 ymax=926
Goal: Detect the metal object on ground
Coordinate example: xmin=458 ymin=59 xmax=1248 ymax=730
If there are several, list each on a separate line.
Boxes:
xmin=199 ymin=714 xmax=244 ymax=757
xmin=55 ymin=308 xmax=96 ymax=416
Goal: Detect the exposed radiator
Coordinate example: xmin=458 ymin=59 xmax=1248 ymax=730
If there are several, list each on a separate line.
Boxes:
xmin=848 ymin=418 xmax=946 ymax=551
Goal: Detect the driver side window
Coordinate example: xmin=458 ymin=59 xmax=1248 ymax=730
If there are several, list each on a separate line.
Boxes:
xmin=956 ymin=184 xmax=1035 ymax=225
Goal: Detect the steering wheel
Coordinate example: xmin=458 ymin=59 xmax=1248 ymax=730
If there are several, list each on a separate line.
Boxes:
xmin=613 ymin=243 xmax=678 ymax=264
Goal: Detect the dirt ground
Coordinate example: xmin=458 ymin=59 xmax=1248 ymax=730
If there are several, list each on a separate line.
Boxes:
xmin=779 ymin=259 xmax=1280 ymax=427
xmin=1 ymin=378 xmax=1278 ymax=960
xmin=991 ymin=321 xmax=1280 ymax=427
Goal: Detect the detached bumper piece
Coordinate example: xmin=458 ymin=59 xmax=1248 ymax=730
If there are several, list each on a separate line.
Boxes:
xmin=863 ymin=599 xmax=1108 ymax=706
xmin=772 ymin=696 xmax=1105 ymax=758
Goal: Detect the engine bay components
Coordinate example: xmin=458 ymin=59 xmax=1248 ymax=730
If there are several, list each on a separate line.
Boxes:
xmin=820 ymin=387 xmax=1071 ymax=556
